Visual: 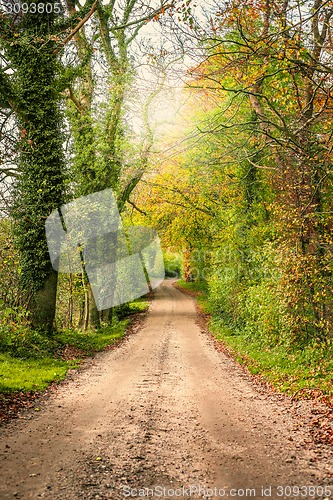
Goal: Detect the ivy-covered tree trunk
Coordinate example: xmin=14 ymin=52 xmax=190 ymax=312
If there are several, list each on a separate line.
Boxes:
xmin=8 ymin=6 xmax=65 ymax=333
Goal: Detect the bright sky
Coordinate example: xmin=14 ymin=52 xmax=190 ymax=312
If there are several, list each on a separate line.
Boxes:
xmin=127 ymin=0 xmax=215 ymax=139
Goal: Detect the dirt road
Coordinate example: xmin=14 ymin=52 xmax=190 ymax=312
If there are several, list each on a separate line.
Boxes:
xmin=0 ymin=280 xmax=332 ymax=499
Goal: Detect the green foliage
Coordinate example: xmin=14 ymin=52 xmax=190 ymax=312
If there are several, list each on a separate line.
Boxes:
xmin=0 ymin=220 xmax=21 ymax=308
xmin=239 ymin=281 xmax=290 ymax=347
xmin=0 ymin=295 xmax=148 ymax=393
xmin=66 ymin=105 xmax=97 ymax=196
xmin=55 ymin=323 xmax=127 ymax=356
xmin=0 ymin=324 xmax=54 ymax=360
xmin=177 ymin=279 xmax=207 ymax=294
xmin=211 ymin=321 xmax=333 ymax=398
xmin=0 ymin=297 xmax=148 ymax=360
xmin=177 ymin=281 xmax=333 ymax=398
xmin=11 ymin=44 xmax=65 ymax=293
xmin=114 ymin=298 xmax=149 ymax=319
xmin=164 ymin=250 xmax=183 ymax=278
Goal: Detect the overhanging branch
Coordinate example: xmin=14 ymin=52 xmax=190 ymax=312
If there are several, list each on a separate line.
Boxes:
xmin=54 ymin=0 xmax=98 ymax=55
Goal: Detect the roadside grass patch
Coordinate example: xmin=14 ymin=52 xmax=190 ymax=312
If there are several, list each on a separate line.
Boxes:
xmin=176 ymin=279 xmax=207 ymax=294
xmin=175 ymin=279 xmax=209 ymax=310
xmin=0 ymin=353 xmax=77 ymax=393
xmin=210 ymin=319 xmax=333 ymax=399
xmin=58 ymin=320 xmax=128 ymax=356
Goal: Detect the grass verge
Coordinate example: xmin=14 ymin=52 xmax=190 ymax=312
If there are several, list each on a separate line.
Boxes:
xmin=0 ymin=354 xmax=78 ymax=393
xmin=176 ymin=280 xmax=333 ymax=403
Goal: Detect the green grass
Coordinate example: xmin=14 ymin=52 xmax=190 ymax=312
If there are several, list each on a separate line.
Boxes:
xmin=176 ymin=279 xmax=207 ymax=294
xmin=57 ymin=320 xmax=128 ymax=356
xmin=176 ymin=279 xmax=208 ymax=309
xmin=177 ymin=281 xmax=333 ymax=400
xmin=0 ymin=298 xmax=149 ymax=394
xmin=0 ymin=354 xmax=78 ymax=392
xmin=211 ymin=319 xmax=333 ymax=399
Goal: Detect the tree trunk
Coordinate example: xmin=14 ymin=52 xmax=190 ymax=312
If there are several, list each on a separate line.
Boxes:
xmin=29 ymin=270 xmax=59 ymax=333
xmin=7 ymin=6 xmax=65 ymax=333
xmin=88 ymin=284 xmax=100 ymax=329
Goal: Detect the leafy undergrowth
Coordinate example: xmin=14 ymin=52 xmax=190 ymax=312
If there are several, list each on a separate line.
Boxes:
xmin=210 ymin=321 xmax=333 ymax=403
xmin=0 ymin=299 xmax=148 ymax=395
xmin=175 ymin=280 xmax=333 ymax=405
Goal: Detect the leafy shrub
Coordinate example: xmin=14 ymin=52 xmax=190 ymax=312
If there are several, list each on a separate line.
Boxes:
xmin=207 ymin=268 xmax=244 ymax=327
xmin=0 ymin=219 xmax=22 ymax=309
xmin=0 ymin=324 xmax=56 ymax=359
xmin=239 ymin=281 xmax=290 ymax=346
